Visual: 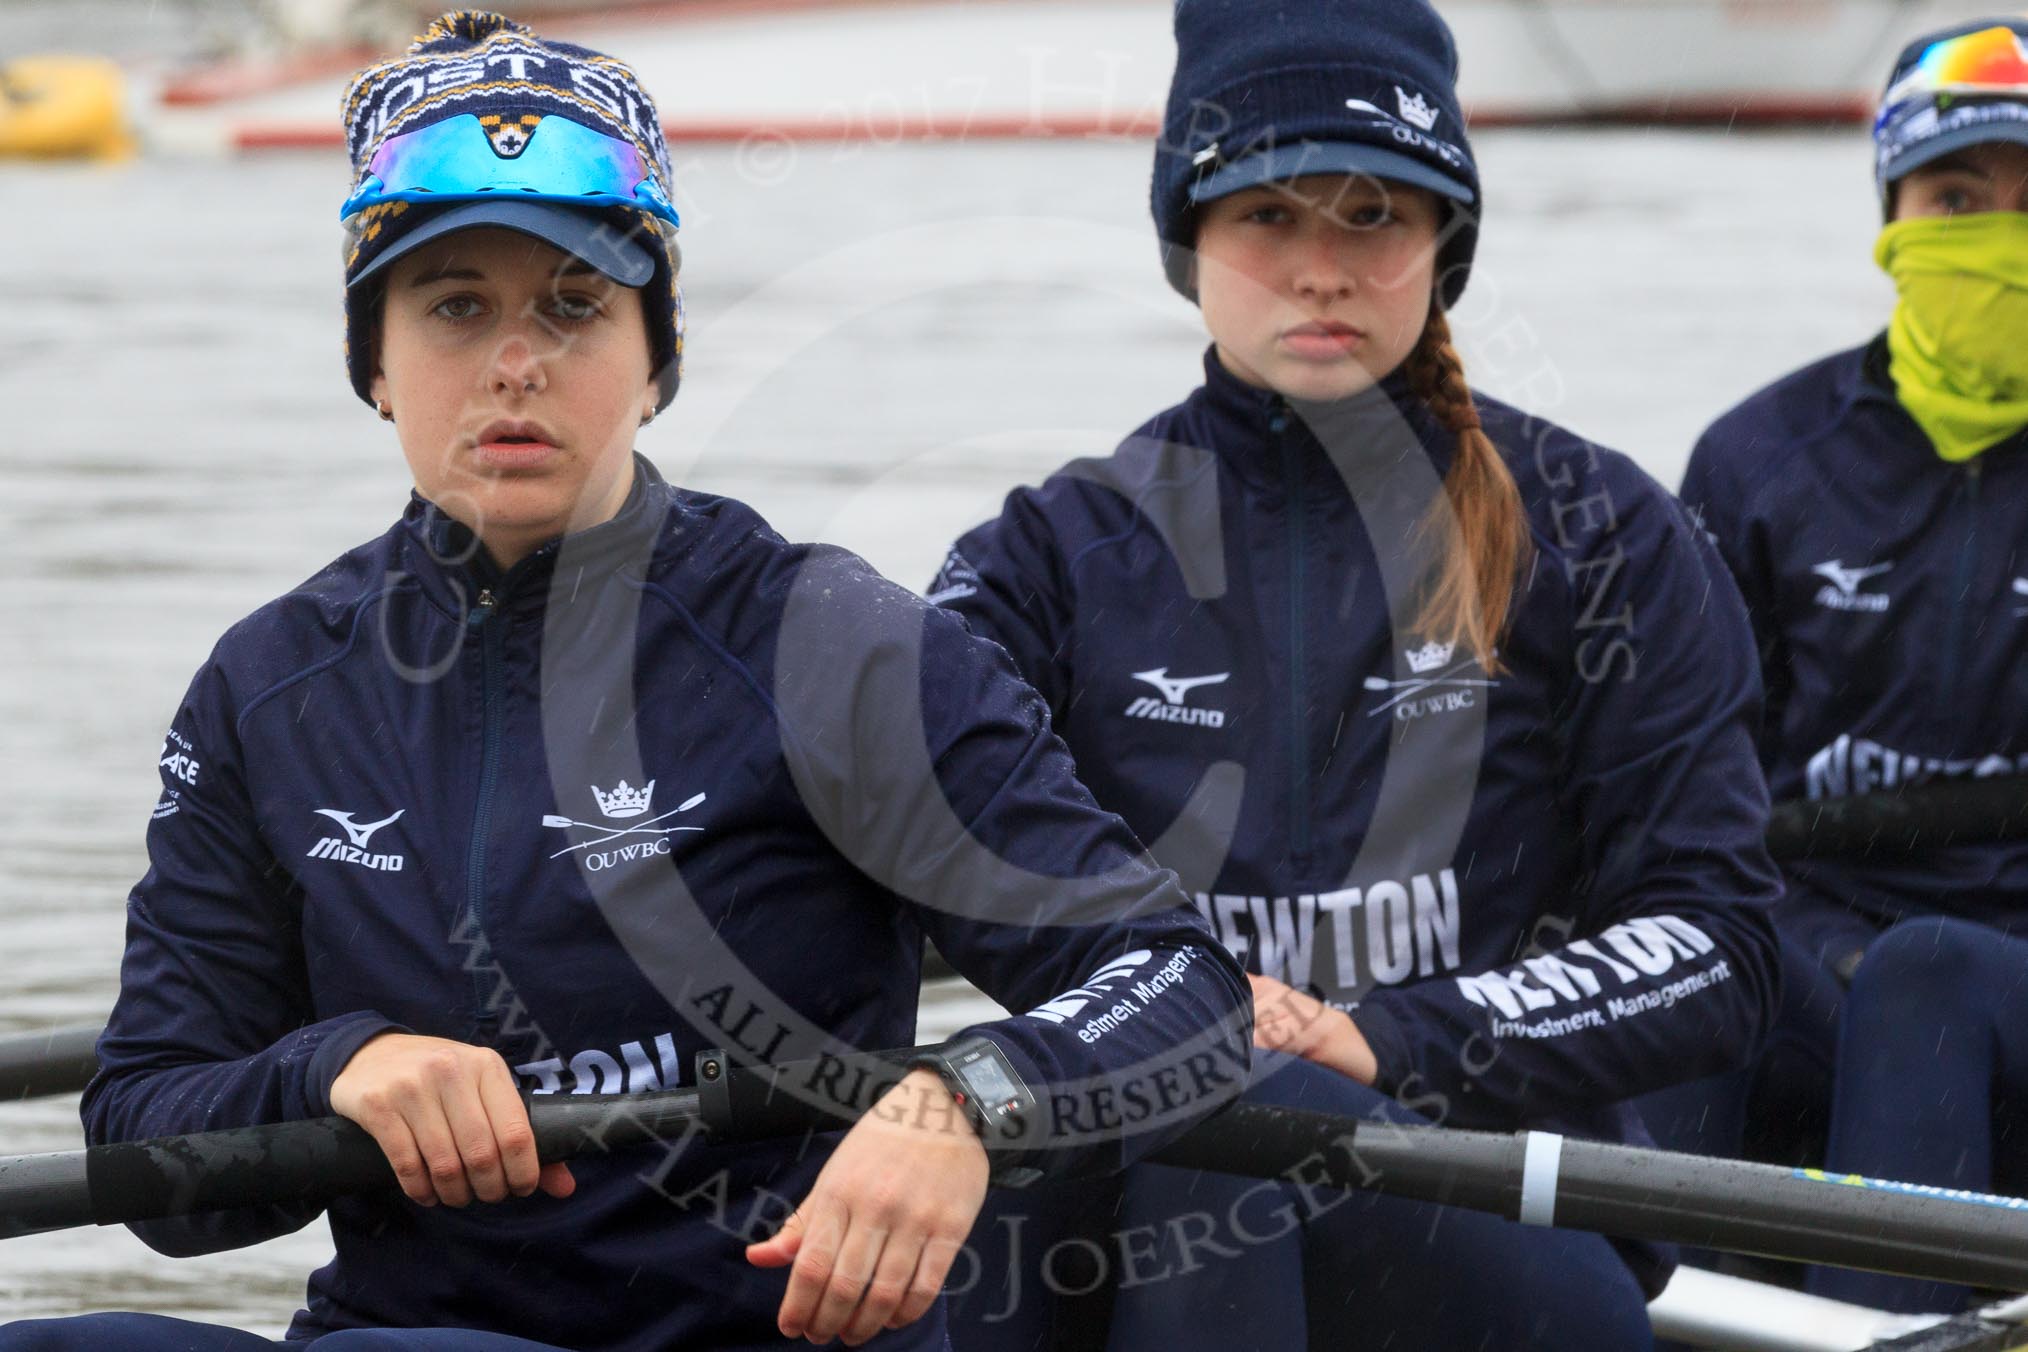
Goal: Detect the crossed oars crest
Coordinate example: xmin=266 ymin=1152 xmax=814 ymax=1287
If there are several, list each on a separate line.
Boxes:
xmin=1361 ymin=656 xmax=1496 ymax=717
xmin=542 ymin=790 xmax=707 ymax=859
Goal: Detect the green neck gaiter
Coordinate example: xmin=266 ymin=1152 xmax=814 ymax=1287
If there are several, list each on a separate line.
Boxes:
xmin=1876 ymin=211 xmax=2028 ymax=462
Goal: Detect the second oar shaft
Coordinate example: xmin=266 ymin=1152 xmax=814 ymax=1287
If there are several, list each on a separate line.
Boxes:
xmin=0 ymin=1024 xmax=100 ymax=1102
xmin=1153 ymin=1104 xmax=2028 ymax=1292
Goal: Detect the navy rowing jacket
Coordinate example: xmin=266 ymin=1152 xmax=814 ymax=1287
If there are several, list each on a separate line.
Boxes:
xmin=1683 ymin=337 xmax=2028 ymax=931
xmin=88 ymin=457 xmax=1249 ymax=1352
xmin=934 ymin=350 xmax=1782 ymax=1149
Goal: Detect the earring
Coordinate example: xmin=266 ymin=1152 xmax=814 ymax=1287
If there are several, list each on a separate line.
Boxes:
xmin=377 ymin=401 xmax=395 ymax=423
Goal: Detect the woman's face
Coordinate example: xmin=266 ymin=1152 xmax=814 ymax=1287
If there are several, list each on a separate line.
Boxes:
xmin=1893 ymin=140 xmax=2028 ymax=219
xmin=368 ymin=227 xmax=658 ymax=568
xmin=1193 ymin=173 xmax=1443 ymax=403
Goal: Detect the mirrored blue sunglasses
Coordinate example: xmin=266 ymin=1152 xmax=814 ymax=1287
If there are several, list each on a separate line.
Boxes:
xmin=339 ymin=112 xmax=679 ymax=229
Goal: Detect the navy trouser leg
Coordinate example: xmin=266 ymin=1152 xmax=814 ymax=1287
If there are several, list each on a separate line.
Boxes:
xmin=1810 ymin=916 xmax=2028 ymax=1314
xmin=1639 ymin=901 xmax=1870 ymax=1348
xmin=1105 ymin=1054 xmax=1654 ymax=1352
xmin=0 ymin=1317 xmax=580 ymax=1351
xmin=1638 ymin=906 xmax=1867 ymax=1169
xmin=316 ymin=1332 xmax=574 ymax=1350
xmin=0 ymin=1314 xmax=290 ymax=1350
xmin=946 ymin=1174 xmax=1121 ymax=1352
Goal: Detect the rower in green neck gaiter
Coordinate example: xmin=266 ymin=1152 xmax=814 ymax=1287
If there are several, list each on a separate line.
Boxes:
xmin=1877 ymin=210 xmax=2028 ymax=462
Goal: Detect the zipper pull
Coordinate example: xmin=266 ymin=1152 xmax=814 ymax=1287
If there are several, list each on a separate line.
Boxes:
xmin=1268 ymin=401 xmax=1290 ymax=435
xmin=468 ymin=588 xmax=497 ymax=630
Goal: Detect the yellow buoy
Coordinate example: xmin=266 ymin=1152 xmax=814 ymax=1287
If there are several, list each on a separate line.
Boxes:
xmin=0 ymin=56 xmax=135 ymax=160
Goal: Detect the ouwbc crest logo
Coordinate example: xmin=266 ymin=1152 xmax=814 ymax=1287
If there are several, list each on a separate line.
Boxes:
xmin=1341 ymin=95 xmax=1469 ymax=169
xmin=1365 ymin=641 xmax=1496 ymax=722
xmin=544 ymin=780 xmax=706 ymax=871
xmin=1124 ymin=668 xmax=1229 ymax=728
xmin=308 ymin=808 xmax=407 ymax=872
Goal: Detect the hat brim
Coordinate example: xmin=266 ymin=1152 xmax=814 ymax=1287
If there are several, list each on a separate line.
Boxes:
xmin=1882 ymin=106 xmax=2028 ymax=184
xmin=348 ymin=199 xmax=659 ymax=289
xmin=1187 ymin=141 xmax=1477 ymax=208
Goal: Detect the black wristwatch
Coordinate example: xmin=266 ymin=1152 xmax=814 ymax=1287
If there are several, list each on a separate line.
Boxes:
xmin=907 ymin=1036 xmax=1044 ymax=1187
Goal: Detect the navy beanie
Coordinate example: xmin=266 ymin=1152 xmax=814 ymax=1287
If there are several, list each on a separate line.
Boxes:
xmin=339 ymin=11 xmax=684 ymax=412
xmin=1152 ymin=0 xmax=1482 ymax=309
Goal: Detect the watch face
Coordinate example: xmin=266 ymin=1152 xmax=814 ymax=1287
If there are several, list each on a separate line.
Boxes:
xmin=965 ymin=1055 xmax=1020 ymax=1106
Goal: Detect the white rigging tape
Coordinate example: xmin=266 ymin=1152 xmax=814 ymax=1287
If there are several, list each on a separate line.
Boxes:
xmin=1518 ymin=1130 xmax=1565 ymax=1227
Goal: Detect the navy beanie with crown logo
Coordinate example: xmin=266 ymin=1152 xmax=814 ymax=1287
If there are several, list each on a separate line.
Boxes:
xmin=340 ymin=10 xmax=684 ymax=411
xmin=1152 ymin=0 xmax=1481 ymax=309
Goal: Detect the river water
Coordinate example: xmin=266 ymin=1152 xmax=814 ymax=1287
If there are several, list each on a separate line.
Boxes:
xmin=0 ymin=117 xmax=1891 ymax=1326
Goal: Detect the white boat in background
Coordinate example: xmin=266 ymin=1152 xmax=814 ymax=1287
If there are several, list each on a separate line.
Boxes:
xmin=1450 ymin=0 xmax=2017 ymax=123
xmin=226 ymin=0 xmax=2017 ymax=130
xmin=146 ymin=0 xmax=2018 ymax=148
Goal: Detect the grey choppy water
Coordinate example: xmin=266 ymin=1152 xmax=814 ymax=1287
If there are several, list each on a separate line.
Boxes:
xmin=0 ymin=126 xmax=1887 ymax=1324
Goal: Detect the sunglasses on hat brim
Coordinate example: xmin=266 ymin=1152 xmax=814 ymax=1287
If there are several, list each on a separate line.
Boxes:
xmin=1878 ymin=25 xmax=2028 ymax=133
xmin=340 ymin=113 xmax=679 ymax=230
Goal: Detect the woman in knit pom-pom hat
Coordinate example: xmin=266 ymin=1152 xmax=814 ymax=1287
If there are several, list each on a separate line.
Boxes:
xmin=932 ymin=0 xmax=1781 ymax=1347
xmin=0 ymin=13 xmax=1252 ymax=1352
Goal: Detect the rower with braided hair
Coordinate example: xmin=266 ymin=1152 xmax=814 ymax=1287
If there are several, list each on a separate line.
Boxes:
xmin=928 ymin=1 xmax=1780 ymax=1346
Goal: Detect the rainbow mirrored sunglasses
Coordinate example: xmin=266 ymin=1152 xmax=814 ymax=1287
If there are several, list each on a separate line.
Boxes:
xmin=1879 ymin=24 xmax=2028 ymax=125
xmin=338 ymin=112 xmax=680 ymax=229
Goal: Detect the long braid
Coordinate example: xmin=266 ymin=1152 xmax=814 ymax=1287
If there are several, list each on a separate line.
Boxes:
xmin=1403 ymin=305 xmax=1531 ymax=671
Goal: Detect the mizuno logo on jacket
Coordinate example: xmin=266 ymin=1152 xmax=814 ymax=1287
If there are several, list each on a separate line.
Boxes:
xmin=1124 ymin=668 xmax=1229 ymax=727
xmin=1810 ymin=559 xmax=1893 ymax=612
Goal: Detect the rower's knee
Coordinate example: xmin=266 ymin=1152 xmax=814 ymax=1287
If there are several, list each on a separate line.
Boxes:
xmin=0 ymin=1314 xmax=275 ymax=1351
xmin=318 ymin=1329 xmax=570 ymax=1350
xmin=1853 ymin=917 xmax=2005 ymax=1012
xmin=0 ymin=1320 xmax=80 ymax=1352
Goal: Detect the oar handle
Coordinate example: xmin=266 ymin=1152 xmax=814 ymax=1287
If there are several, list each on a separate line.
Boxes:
xmin=0 ymin=1046 xmax=911 ymax=1239
xmin=0 ymin=1092 xmax=720 ymax=1240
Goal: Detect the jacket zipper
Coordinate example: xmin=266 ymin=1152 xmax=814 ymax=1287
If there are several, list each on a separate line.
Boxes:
xmin=465 ymin=586 xmax=504 ymax=1029
xmin=1942 ymin=459 xmax=1983 ymax=744
xmin=1275 ymin=403 xmax=1312 ymax=861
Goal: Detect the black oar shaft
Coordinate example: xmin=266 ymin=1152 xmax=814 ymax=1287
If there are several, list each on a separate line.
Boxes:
xmin=0 ymin=1148 xmax=87 ymax=1238
xmin=1150 ymin=1101 xmax=1526 ymax=1215
xmin=1153 ymin=1104 xmax=2028 ymax=1292
xmin=1549 ymin=1139 xmax=2028 ymax=1292
xmin=1766 ymin=776 xmax=2028 ymax=861
xmin=84 ymin=1114 xmax=393 ymax=1232
xmin=6 ymin=1066 xmax=2028 ymax=1294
